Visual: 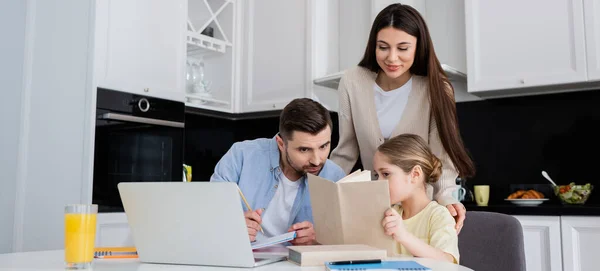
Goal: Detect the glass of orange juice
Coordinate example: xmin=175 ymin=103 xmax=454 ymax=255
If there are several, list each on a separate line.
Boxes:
xmin=64 ymin=204 xmax=97 ymax=269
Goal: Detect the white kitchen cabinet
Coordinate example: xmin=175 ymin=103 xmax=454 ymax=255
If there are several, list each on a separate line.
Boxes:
xmin=239 ymin=0 xmax=311 ymax=112
xmin=465 ymin=0 xmax=588 ymax=93
xmin=185 ymin=0 xmax=311 ymax=113
xmin=513 ymin=216 xmax=563 ymax=271
xmin=583 ymin=0 xmax=600 ymax=81
xmin=95 ymin=0 xmax=187 ymax=102
xmin=561 ymin=216 xmax=600 ymax=271
xmin=96 ymin=213 xmax=134 ymax=248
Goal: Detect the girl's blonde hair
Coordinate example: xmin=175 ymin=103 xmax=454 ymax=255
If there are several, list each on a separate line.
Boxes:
xmin=377 ymin=134 xmax=442 ymax=184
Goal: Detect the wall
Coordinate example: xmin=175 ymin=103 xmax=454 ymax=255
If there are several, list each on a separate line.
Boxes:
xmin=457 ymin=89 xmax=600 ymax=205
xmin=0 ymin=0 xmax=27 ymax=254
xmin=14 ymin=0 xmax=94 ymax=252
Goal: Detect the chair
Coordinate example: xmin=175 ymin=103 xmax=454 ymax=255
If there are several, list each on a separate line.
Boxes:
xmin=458 ymin=211 xmax=526 ymax=271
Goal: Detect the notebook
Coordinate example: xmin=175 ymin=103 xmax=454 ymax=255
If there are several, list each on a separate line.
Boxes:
xmin=94 ymin=246 xmax=137 ymax=258
xmin=325 ymin=260 xmax=431 ymax=271
xmin=251 ymin=231 xmax=296 ymax=249
xmin=288 ymin=244 xmax=386 ymax=266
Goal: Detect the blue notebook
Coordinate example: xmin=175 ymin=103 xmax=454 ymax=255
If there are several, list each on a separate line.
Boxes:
xmin=326 ymin=260 xmax=431 ymax=271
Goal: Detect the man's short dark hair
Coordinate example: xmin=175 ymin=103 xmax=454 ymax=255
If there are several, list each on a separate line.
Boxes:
xmin=279 ymin=98 xmax=332 ymax=141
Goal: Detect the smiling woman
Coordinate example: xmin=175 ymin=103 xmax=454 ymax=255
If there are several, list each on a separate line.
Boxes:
xmin=329 ymin=3 xmax=475 ymax=230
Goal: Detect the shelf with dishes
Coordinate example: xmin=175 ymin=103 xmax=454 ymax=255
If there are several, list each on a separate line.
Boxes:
xmin=185 ymin=57 xmax=232 ymax=112
xmin=185 ymin=0 xmax=236 ymax=113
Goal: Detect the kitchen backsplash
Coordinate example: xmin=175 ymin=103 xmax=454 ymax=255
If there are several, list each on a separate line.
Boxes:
xmin=457 ymin=89 xmax=600 ymax=204
xmin=185 ymin=89 xmax=600 ymax=205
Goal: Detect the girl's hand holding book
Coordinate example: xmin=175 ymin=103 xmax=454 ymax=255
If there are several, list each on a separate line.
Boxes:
xmin=382 ymin=207 xmax=408 ymax=242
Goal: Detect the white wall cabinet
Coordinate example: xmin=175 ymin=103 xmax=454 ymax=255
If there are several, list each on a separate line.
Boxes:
xmin=465 ymin=0 xmax=589 ymax=94
xmin=96 ymin=213 xmax=134 ymax=248
xmin=95 ymin=0 xmax=187 ymax=102
xmin=239 ymin=0 xmax=311 ymax=112
xmin=561 ymin=216 xmax=600 ymax=271
xmin=185 ymin=0 xmax=311 ymax=113
xmin=583 ymin=0 xmax=600 ymax=81
xmin=514 ymin=216 xmax=563 ymax=271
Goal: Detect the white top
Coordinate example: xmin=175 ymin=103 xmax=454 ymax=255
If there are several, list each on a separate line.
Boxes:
xmin=0 ymin=250 xmax=474 ymax=270
xmin=374 ymin=78 xmax=413 ymax=139
xmin=259 ymin=172 xmax=300 ymax=238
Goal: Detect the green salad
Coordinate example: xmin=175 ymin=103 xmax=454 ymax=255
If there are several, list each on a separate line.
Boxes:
xmin=554 ymin=183 xmax=593 ymax=204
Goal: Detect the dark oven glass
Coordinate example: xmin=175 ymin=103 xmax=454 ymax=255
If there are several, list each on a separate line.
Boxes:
xmin=92 ymin=88 xmax=184 ymax=212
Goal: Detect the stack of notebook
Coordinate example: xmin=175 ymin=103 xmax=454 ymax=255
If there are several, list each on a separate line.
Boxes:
xmin=325 ymin=260 xmax=432 ymax=271
xmin=94 ymin=247 xmax=138 ymax=259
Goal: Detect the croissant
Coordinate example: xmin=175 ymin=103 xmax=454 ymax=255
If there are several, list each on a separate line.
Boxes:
xmin=507 ymin=189 xmax=545 ymax=199
xmin=508 ymin=190 xmax=527 ymax=199
xmin=529 ymin=190 xmax=544 ymax=198
xmin=522 ymin=190 xmax=544 ymax=199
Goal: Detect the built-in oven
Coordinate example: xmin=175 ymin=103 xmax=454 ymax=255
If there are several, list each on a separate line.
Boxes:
xmin=92 ymin=88 xmax=185 ymax=212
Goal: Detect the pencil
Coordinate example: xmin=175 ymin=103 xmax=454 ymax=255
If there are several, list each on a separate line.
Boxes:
xmin=237 ymin=186 xmax=264 ymax=234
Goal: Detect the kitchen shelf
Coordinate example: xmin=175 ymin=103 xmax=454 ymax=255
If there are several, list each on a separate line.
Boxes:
xmin=185 ymin=100 xmax=232 ymax=113
xmin=186 ymin=0 xmax=236 ymax=113
xmin=187 ymin=30 xmax=231 ymax=56
xmin=187 ymin=0 xmax=233 ymax=55
xmin=186 ymin=93 xmax=230 ymax=105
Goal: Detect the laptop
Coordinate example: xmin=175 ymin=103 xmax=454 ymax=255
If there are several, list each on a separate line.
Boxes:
xmin=117 ymin=182 xmax=287 ymax=267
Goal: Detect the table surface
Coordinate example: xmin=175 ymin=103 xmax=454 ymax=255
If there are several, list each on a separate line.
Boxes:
xmin=0 ymin=250 xmax=474 ymax=271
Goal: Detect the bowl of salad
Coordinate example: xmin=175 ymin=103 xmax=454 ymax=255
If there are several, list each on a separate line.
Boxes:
xmin=554 ymin=183 xmax=593 ymax=204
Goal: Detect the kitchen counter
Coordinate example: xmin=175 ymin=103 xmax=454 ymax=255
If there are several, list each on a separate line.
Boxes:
xmin=464 ymin=202 xmax=600 ymax=216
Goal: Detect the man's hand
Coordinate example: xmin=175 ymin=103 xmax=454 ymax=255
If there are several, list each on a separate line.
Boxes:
xmin=288 ymin=221 xmax=316 ymax=245
xmin=382 ymin=207 xmax=408 ymax=242
xmin=244 ymin=209 xmax=263 ymax=242
xmin=446 ymin=203 xmax=466 ymax=234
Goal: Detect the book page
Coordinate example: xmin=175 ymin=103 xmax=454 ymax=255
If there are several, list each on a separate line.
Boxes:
xmin=337 ymin=170 xmax=372 ymax=183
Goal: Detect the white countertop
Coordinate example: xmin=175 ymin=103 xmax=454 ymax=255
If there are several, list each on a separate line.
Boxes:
xmin=0 ymin=250 xmax=474 ymax=271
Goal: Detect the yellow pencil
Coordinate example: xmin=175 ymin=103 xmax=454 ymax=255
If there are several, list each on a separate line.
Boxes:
xmin=237 ymin=186 xmax=264 ymax=234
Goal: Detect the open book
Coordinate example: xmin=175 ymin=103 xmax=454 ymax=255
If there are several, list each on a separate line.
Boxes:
xmin=308 ymin=170 xmax=397 ymax=256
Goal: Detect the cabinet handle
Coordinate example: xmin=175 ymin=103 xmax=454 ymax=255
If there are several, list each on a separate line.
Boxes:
xmin=144 ymin=88 xmax=150 ymax=92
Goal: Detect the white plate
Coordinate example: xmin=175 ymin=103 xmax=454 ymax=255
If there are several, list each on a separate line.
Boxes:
xmin=505 ymin=198 xmax=549 ymax=206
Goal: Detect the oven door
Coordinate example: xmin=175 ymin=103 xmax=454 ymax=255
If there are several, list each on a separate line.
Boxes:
xmin=92 ymin=111 xmax=184 ymax=212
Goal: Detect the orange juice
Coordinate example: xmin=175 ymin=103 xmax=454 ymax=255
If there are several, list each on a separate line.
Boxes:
xmin=64 ymin=213 xmax=97 ymax=263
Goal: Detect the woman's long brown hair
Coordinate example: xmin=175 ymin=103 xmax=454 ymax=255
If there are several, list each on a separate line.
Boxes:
xmin=359 ymin=3 xmax=475 ymax=178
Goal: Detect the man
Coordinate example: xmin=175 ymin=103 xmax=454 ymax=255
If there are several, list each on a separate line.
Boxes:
xmin=210 ymin=98 xmax=345 ymax=245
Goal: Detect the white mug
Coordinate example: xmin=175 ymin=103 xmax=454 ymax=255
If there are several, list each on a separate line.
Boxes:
xmin=452 ymin=185 xmax=466 ymax=202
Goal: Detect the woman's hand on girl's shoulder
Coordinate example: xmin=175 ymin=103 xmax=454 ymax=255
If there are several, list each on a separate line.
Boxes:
xmin=382 ymin=207 xmax=408 ymax=242
xmin=445 ymin=203 xmax=466 ymax=234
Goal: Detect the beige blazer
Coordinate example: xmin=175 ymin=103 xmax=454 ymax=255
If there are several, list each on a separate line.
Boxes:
xmin=330 ymin=66 xmax=459 ymax=206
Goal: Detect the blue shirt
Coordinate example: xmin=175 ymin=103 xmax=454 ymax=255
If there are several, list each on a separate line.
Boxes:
xmin=210 ymin=136 xmax=346 ymax=229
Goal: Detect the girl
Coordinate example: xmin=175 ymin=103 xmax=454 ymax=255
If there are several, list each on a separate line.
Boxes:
xmin=329 ymin=3 xmax=474 ymax=232
xmin=375 ymin=134 xmax=459 ymax=263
